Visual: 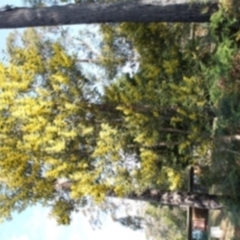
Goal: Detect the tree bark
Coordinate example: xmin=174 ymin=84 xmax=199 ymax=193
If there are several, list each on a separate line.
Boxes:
xmin=117 ymin=189 xmax=223 ymax=209
xmin=0 ymin=0 xmax=219 ymax=29
xmin=56 ymin=180 xmax=226 ymax=209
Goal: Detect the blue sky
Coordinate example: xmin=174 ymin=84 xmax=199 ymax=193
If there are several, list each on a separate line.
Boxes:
xmin=0 ymin=1 xmax=146 ymax=239
xmin=0 ymin=202 xmax=146 ymax=240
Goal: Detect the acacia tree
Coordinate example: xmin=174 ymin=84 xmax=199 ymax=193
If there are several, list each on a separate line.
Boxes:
xmin=0 ymin=0 xmax=219 ymax=29
xmin=1 ymin=1 xmax=240 ymax=225
xmin=0 ymin=26 xmax=228 ymax=225
xmin=98 ymin=21 xmax=217 ymax=192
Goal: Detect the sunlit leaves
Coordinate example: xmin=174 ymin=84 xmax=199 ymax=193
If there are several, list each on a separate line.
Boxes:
xmin=0 ymin=28 xmax=100 ymax=223
xmin=0 ymin=14 xmax=230 ymax=226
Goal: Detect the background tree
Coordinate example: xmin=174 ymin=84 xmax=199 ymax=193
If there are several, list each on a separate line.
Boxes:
xmin=113 ymin=203 xmax=186 ymax=240
xmin=144 ymin=205 xmax=187 ymax=240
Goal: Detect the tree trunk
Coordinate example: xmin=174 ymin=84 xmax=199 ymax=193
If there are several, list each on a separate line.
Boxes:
xmin=56 ymin=180 xmax=224 ymax=209
xmin=112 ymin=189 xmax=224 ymax=209
xmin=0 ymin=0 xmax=219 ymax=29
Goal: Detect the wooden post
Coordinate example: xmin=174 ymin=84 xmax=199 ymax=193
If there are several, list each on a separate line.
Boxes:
xmin=187 ymin=166 xmax=194 ymax=240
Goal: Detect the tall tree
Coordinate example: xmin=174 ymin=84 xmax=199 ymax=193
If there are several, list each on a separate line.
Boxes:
xmin=0 ymin=0 xmax=218 ymax=29
xmin=99 ymin=21 xmax=216 ymax=191
xmin=0 ymin=26 xmax=226 ymax=225
xmin=1 ymin=4 xmax=240 ymax=225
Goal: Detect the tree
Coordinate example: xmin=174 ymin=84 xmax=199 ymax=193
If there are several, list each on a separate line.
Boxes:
xmin=0 ymin=28 xmax=104 ymax=224
xmin=1 ymin=4 xmax=240 ymax=225
xmin=100 ymin=21 xmax=216 ymax=191
xmin=143 ymin=205 xmax=187 ymax=240
xmin=0 ymin=25 xmax=224 ymax=225
xmin=0 ymin=0 xmax=219 ymax=29
xmin=99 ymin=10 xmax=240 ymax=196
xmin=114 ymin=215 xmax=144 ymax=230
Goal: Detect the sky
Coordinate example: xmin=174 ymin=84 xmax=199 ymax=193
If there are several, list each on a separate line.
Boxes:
xmin=0 ymin=201 xmax=146 ymax=240
xmin=0 ymin=1 xmax=146 ymax=240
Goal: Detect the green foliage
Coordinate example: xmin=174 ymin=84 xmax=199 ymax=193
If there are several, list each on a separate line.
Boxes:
xmin=0 ymin=28 xmax=106 ymax=223
xmin=1 ymin=18 xmax=221 ymax=223
xmin=115 ymin=215 xmax=144 ymax=230
xmin=144 ymin=205 xmax=186 ymax=240
xmin=3 ymin=0 xmax=240 ymax=228
xmin=102 ymin=21 xmax=214 ymax=188
xmin=198 ymin=3 xmax=240 ymax=208
xmin=49 ymin=199 xmax=74 ymax=225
